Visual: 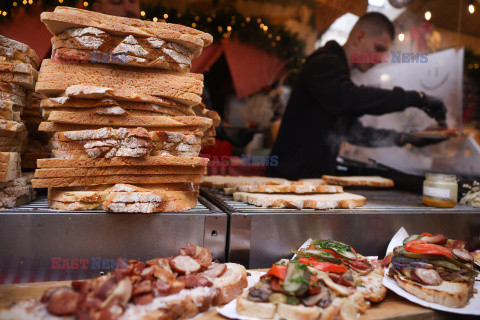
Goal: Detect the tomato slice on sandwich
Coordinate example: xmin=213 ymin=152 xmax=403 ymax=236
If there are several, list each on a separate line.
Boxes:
xmin=297 ymin=258 xmax=348 ymax=273
xmin=267 ymin=264 xmax=287 ymax=280
xmin=405 ymin=239 xmax=452 ymax=258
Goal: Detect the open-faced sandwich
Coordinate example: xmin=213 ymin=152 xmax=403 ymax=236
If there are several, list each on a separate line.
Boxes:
xmin=387 ymin=232 xmax=478 ymax=308
xmin=237 ymin=240 xmax=387 ymax=320
xmin=0 ymin=243 xmax=247 ymax=320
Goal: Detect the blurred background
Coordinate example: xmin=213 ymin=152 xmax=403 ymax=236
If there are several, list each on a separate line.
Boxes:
xmin=1 ymin=0 xmax=480 ymax=176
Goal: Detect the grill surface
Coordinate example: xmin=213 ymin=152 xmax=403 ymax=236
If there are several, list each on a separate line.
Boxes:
xmin=4 ymin=193 xmax=214 ymax=214
xmin=201 ymin=186 xmax=475 ymax=214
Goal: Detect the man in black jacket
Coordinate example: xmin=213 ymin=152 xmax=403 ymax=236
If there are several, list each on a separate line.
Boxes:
xmin=266 ymin=12 xmax=447 ymax=180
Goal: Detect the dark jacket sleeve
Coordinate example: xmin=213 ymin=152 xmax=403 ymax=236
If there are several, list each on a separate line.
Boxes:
xmin=304 ymin=55 xmax=423 ymax=117
xmin=345 ymin=119 xmax=402 ymax=147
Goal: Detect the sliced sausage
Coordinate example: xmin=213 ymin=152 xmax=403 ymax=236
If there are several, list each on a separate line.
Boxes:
xmin=179 ymin=243 xmax=212 ymax=268
xmin=170 ymin=255 xmax=201 ymax=274
xmin=412 ymin=268 xmax=442 ymax=286
xmin=421 ymin=234 xmax=448 ymax=245
xmin=452 ymin=248 xmax=473 ymax=262
xmin=133 ymin=293 xmax=154 ymax=305
xmin=45 ymin=286 xmax=79 ymax=316
xmin=202 ymin=263 xmax=227 ymax=278
xmin=132 ymin=280 xmax=153 ymax=296
xmin=177 ymin=274 xmax=212 ymax=288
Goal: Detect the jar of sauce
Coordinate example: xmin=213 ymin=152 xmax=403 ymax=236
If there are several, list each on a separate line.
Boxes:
xmin=423 ymin=173 xmax=457 ymax=208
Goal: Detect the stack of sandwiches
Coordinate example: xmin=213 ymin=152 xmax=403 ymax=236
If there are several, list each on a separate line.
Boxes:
xmin=0 ymin=35 xmax=38 ymax=207
xmin=31 ymin=7 xmax=218 ymax=212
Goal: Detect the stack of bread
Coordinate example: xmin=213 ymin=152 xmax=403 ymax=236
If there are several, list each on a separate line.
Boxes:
xmin=31 ymin=7 xmax=218 ymax=212
xmin=0 ymin=35 xmax=37 ymax=208
xmin=21 ymin=91 xmax=49 ymax=169
xmin=203 ymin=175 xmax=367 ymax=209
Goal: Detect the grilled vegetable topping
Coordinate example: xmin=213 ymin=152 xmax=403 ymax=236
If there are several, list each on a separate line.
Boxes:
xmin=282 ymin=261 xmax=310 ymax=296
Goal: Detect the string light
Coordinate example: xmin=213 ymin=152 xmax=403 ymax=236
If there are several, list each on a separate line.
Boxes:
xmin=140 ymin=11 xmax=145 ymax=17
xmin=268 ymin=33 xmax=272 ymax=38
xmin=276 ymin=36 xmax=281 ymax=41
xmin=194 ymin=16 xmax=199 ymax=21
xmin=256 ymin=18 xmax=261 ymax=23
xmin=13 ymin=2 xmax=17 ymax=6
xmin=22 ymin=0 xmax=27 ymax=5
xmin=227 ymin=26 xmax=232 ymax=32
xmin=163 ymin=13 xmax=168 ymax=19
xmin=263 ymin=25 xmax=268 ymax=31
xmin=191 ymin=22 xmax=196 ymax=28
xmin=207 ymin=17 xmax=212 ymax=22
xmin=398 ymin=33 xmax=405 ymax=41
xmin=58 ymin=0 xmax=63 ymax=3
xmin=28 ymin=0 xmax=33 ymax=4
xmin=177 ymin=13 xmax=182 ymax=18
xmin=2 ymin=11 xmax=6 ymax=16
xmin=259 ymin=23 xmax=264 ymax=28
xmin=245 ymin=17 xmax=250 ymax=22
xmin=153 ymin=17 xmax=158 ymax=22
xmin=424 ymin=8 xmax=431 ymax=21
xmin=83 ymin=1 xmax=88 ymax=7
xmin=217 ymin=26 xmax=223 ymax=33
xmin=468 ymin=1 xmax=475 ymax=14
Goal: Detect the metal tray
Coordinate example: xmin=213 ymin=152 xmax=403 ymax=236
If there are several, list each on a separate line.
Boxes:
xmin=201 ymin=187 xmax=480 ymax=269
xmin=0 ymin=194 xmax=227 ymax=284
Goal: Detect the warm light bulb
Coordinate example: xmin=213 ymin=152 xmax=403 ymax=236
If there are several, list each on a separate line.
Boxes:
xmin=83 ymin=1 xmax=88 ymax=6
xmin=163 ymin=13 xmax=168 ymax=19
xmin=153 ymin=17 xmax=158 ymax=22
xmin=28 ymin=0 xmax=33 ymax=4
xmin=13 ymin=2 xmax=17 ymax=6
xmin=424 ymin=10 xmax=431 ymax=21
xmin=263 ymin=26 xmax=268 ymax=31
xmin=2 ymin=11 xmax=6 ymax=16
xmin=191 ymin=22 xmax=196 ymax=28
xmin=140 ymin=11 xmax=145 ymax=17
xmin=227 ymin=26 xmax=232 ymax=32
xmin=468 ymin=4 xmax=475 ymax=14
xmin=398 ymin=33 xmax=405 ymax=41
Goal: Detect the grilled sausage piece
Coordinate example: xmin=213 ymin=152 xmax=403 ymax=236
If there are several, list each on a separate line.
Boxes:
xmin=421 ymin=234 xmax=448 ymax=245
xmin=170 ymin=255 xmax=201 ymax=274
xmin=412 ymin=268 xmax=443 ymax=286
xmin=452 ymin=248 xmax=473 ymax=262
xmin=44 ymin=286 xmax=79 ymax=316
xmin=202 ymin=263 xmax=227 ymax=278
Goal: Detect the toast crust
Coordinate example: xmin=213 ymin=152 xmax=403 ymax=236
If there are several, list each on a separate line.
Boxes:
xmin=394 ymin=274 xmax=474 ymax=308
xmin=322 ymin=175 xmax=394 ymax=188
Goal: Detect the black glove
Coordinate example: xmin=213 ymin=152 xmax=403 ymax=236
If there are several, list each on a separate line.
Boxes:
xmin=396 ymin=132 xmax=448 ymax=148
xmin=418 ymin=93 xmax=447 ymax=127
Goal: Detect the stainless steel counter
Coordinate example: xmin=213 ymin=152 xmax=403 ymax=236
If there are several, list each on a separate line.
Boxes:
xmin=0 ymin=194 xmax=227 ymax=283
xmin=201 ymin=187 xmax=480 ymax=269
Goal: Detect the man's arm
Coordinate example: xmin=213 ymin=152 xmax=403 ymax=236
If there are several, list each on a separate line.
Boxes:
xmin=345 ymin=119 xmax=448 ymax=148
xmin=305 ymin=56 xmax=422 ymax=117
xmin=344 ymin=119 xmax=402 ymax=147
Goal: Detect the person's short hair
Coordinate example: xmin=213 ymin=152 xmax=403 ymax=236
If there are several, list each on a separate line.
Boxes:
xmin=353 ymin=12 xmax=395 ymax=40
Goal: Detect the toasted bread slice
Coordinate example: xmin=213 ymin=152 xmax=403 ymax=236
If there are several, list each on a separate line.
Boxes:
xmin=41 ymin=7 xmax=212 ymax=55
xmin=51 ymin=28 xmax=196 ymax=72
xmin=236 ymin=184 xmax=343 ymax=194
xmin=202 ymin=175 xmax=289 ymax=189
xmin=35 ymin=165 xmax=206 ymax=178
xmin=38 ymin=121 xmax=208 ymax=134
xmin=46 ymin=111 xmax=212 ymax=127
xmin=322 ymin=175 xmax=394 ymax=188
xmin=31 ymin=174 xmax=205 ymax=188
xmin=55 ymin=85 xmax=195 ymax=115
xmin=233 ymin=192 xmax=366 ymax=209
xmin=37 ymin=156 xmax=208 ymax=168
xmin=0 ymin=35 xmax=39 ymax=69
xmin=36 ymin=59 xmax=203 ymax=105
xmin=394 ymin=274 xmax=474 ymax=308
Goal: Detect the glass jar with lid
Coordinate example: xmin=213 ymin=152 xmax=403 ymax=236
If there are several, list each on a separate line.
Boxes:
xmin=423 ymin=173 xmax=458 ymax=208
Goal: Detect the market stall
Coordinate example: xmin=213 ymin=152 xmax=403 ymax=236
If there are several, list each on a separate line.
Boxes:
xmin=0 ymin=0 xmax=480 ymax=319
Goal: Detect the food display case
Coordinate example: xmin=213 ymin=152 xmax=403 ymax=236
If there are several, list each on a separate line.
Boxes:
xmin=0 ymin=192 xmax=228 ymax=283
xmin=201 ymin=187 xmax=480 ymax=269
